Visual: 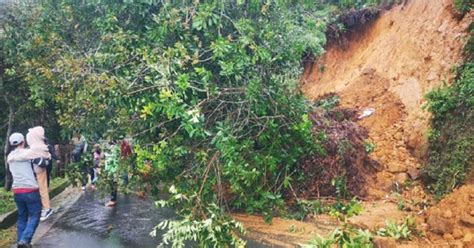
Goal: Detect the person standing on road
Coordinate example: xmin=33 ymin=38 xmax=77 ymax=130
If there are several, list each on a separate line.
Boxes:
xmin=104 ymin=141 xmax=120 ymax=207
xmin=103 ymin=137 xmax=135 ymax=207
xmin=90 ymin=144 xmax=102 ymax=190
xmin=71 ymin=132 xmax=88 ymax=190
xmin=71 ymin=132 xmax=87 ymax=163
xmin=12 ymin=127 xmax=54 ymax=221
xmin=7 ymin=133 xmax=42 ymax=248
xmin=120 ymin=138 xmax=133 ymax=185
xmin=45 ymin=138 xmax=60 ymax=187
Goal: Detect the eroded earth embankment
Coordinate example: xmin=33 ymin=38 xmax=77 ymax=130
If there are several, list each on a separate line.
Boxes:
xmin=302 ymin=0 xmax=473 ymax=246
xmin=237 ymin=1 xmax=473 ymax=247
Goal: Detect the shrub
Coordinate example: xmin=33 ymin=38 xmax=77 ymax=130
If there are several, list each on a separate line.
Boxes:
xmin=0 ymin=188 xmax=15 ymax=215
xmin=423 ymin=63 xmax=474 ymax=197
xmin=377 ymin=216 xmax=419 ymax=240
xmin=303 ymin=226 xmax=373 ymax=248
xmin=154 ymin=188 xmax=245 ymax=248
xmin=454 ymin=0 xmax=473 ymax=15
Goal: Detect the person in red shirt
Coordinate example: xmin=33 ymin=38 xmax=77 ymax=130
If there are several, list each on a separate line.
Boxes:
xmin=120 ymin=140 xmax=132 ymax=158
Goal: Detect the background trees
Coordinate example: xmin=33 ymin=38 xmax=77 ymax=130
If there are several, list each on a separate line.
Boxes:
xmin=1 ymin=1 xmax=61 ymax=189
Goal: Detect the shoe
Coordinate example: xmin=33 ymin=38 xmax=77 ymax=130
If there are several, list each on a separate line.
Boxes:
xmin=40 ymin=208 xmax=53 ymax=221
xmin=17 ymin=241 xmax=31 ymax=248
xmin=82 ymin=186 xmax=86 ymax=191
xmin=105 ymin=201 xmax=117 ymax=207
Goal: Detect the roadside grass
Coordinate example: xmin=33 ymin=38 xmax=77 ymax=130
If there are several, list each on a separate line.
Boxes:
xmin=0 ymin=188 xmax=15 ymax=215
xmin=50 ymin=177 xmax=68 ymax=190
xmin=0 ymin=177 xmax=68 ymax=215
xmin=0 ymin=226 xmax=16 ymax=247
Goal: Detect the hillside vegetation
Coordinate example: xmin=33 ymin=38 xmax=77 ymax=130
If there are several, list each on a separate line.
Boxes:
xmin=423 ymin=61 xmax=474 ymax=198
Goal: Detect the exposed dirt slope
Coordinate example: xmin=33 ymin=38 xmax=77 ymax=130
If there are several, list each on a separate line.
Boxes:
xmin=236 ymin=2 xmax=473 ymax=246
xmin=302 ymin=0 xmax=472 ymax=198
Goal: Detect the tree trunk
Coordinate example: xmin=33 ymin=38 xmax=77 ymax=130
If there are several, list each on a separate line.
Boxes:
xmin=4 ymin=95 xmax=13 ymax=191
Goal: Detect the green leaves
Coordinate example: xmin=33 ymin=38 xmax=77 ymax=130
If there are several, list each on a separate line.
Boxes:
xmin=377 ymin=217 xmax=419 ymax=241
xmin=192 ymin=4 xmax=220 ymax=31
xmin=304 ymin=226 xmax=373 ymax=248
xmin=153 ymin=187 xmax=246 ymax=247
xmin=424 ymin=63 xmax=474 ymax=197
xmin=454 ymin=0 xmax=473 ymax=15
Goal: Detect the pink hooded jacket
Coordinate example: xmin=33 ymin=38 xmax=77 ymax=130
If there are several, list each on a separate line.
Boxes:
xmin=7 ymin=126 xmax=51 ymax=164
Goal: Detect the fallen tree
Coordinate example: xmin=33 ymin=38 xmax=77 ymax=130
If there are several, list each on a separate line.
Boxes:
xmin=1 ymin=0 xmax=384 ymax=246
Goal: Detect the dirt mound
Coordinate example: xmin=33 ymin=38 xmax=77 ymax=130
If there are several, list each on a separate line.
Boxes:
xmin=292 ymin=103 xmax=380 ymax=199
xmin=302 ymin=0 xmax=473 ymax=198
xmin=424 ymin=185 xmax=474 ymax=247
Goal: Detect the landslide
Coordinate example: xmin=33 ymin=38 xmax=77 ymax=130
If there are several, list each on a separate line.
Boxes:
xmin=300 ymin=0 xmax=474 ymax=246
xmin=238 ymin=1 xmax=473 ymax=246
xmin=302 ymin=0 xmax=473 ymax=199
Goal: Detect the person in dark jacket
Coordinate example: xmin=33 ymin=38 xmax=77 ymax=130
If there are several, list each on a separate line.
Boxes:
xmin=45 ymin=138 xmax=59 ymax=187
xmin=71 ymin=133 xmax=88 ymax=190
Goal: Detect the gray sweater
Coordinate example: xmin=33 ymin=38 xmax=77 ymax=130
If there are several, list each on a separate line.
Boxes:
xmin=8 ymin=149 xmax=38 ymax=189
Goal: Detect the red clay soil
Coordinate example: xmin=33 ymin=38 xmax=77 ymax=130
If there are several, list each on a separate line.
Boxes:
xmin=297 ymin=0 xmax=474 ymax=246
xmin=302 ymin=0 xmax=473 ymax=199
xmin=422 ymin=185 xmax=474 ymax=247
xmin=236 ymin=1 xmax=474 ymax=246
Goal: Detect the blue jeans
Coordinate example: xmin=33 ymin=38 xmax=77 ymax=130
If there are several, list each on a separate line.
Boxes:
xmin=14 ymin=191 xmax=42 ymax=243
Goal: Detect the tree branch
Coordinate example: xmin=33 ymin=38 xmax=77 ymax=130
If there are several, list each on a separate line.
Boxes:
xmin=3 ymin=95 xmax=14 ymax=191
xmin=132 ymin=118 xmax=177 ymax=138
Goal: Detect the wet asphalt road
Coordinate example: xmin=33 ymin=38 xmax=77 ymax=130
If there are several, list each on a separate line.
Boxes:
xmin=35 ymin=190 xmax=174 ymax=248
xmin=32 ymin=188 xmax=269 ymax=248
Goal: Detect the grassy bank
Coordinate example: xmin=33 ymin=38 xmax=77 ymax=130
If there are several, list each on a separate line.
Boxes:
xmin=0 ymin=177 xmax=68 ymax=215
xmin=0 ymin=188 xmax=15 ymax=215
xmin=0 ymin=226 xmax=16 ymax=247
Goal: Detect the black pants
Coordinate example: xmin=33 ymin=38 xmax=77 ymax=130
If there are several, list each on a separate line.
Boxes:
xmin=110 ymin=173 xmax=129 ymax=202
xmin=46 ymin=164 xmax=53 ymax=187
xmin=110 ymin=181 xmax=118 ymax=202
xmin=80 ymin=167 xmax=88 ymax=187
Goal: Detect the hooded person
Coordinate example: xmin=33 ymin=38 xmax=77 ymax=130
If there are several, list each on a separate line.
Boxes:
xmin=8 ymin=126 xmax=54 ymax=221
xmin=7 ymin=132 xmax=42 ymax=248
xmin=7 ymin=127 xmax=51 ymax=162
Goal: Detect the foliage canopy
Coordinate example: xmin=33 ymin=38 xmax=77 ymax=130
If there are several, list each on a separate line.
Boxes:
xmin=1 ymin=0 xmax=337 ymax=245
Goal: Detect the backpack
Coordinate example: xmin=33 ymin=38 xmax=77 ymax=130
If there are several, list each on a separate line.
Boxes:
xmin=31 ymin=157 xmax=51 ymax=168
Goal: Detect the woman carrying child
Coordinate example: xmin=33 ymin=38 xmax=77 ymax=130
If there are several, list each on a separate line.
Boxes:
xmin=12 ymin=126 xmax=53 ymax=221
